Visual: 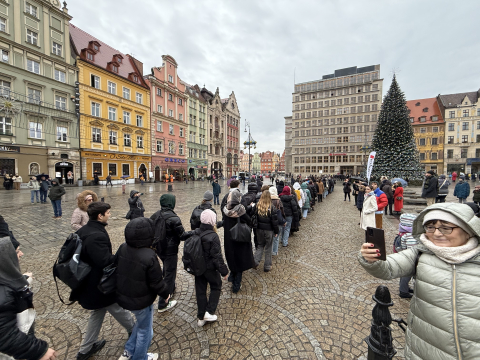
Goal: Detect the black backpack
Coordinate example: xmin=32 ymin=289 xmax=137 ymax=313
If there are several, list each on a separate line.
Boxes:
xmin=182 ymin=230 xmax=215 ymax=276
xmin=190 ymin=206 xmax=204 ymax=230
xmin=53 ymin=233 xmax=91 ymax=305
xmin=151 ymin=211 xmax=175 ymax=253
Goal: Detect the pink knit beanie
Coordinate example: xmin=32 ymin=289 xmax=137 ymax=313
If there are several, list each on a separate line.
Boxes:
xmin=200 ymin=209 xmax=217 ymax=227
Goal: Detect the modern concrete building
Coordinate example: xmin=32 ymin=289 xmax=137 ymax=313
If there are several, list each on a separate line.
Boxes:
xmin=284 ymin=116 xmax=292 ymax=175
xmin=438 ymin=90 xmax=480 ymax=175
xmin=186 ymin=84 xmax=208 ymax=179
xmin=407 ymin=98 xmax=445 ymax=174
xmin=280 ymin=150 xmax=285 ymax=172
xmin=0 ymin=0 xmax=79 ymax=184
xmin=290 ymin=65 xmax=383 ymax=176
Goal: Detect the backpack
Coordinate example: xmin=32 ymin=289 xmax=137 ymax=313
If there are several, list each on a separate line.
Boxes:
xmin=190 ymin=206 xmax=204 ymax=230
xmin=182 ymin=230 xmax=215 ymax=276
xmin=151 ymin=211 xmax=175 ymax=253
xmin=52 ymin=233 xmax=91 ymax=305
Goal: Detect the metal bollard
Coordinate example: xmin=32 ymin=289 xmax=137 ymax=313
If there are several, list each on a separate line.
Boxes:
xmin=168 ymin=184 xmax=173 ymax=192
xmin=365 ymin=285 xmax=396 ymax=359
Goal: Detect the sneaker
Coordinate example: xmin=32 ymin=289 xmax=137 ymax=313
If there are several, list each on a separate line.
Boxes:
xmin=197 ymin=319 xmax=206 ymax=327
xmin=147 ymin=354 xmax=159 ymax=360
xmin=399 ymin=292 xmax=413 ymax=299
xmin=272 ymin=252 xmax=278 ymax=256
xmin=203 ymin=312 xmax=218 ymax=323
xmin=158 ymin=299 xmax=177 ymax=313
xmin=118 ymin=350 xmax=131 ymax=360
xmin=77 ymin=340 xmax=106 ymax=360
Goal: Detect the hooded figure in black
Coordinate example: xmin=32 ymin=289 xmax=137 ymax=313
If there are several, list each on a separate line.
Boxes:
xmin=150 ymin=193 xmax=189 ymax=312
xmin=127 ymin=190 xmax=145 ymax=220
xmin=241 ymin=182 xmax=259 ymax=211
xmin=276 ymin=180 xmax=284 ymax=196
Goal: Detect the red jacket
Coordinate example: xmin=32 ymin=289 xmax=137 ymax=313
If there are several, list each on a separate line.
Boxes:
xmin=374 ymin=189 xmax=388 ymax=211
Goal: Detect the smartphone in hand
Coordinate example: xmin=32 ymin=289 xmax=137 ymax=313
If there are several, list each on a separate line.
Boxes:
xmin=365 ymin=227 xmax=386 ymax=261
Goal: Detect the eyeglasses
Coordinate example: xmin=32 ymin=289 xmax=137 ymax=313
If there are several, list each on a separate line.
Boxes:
xmin=424 ymin=225 xmax=459 ymax=235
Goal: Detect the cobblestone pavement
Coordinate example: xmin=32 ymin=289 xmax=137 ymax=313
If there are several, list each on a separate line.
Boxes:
xmin=3 ymin=181 xmax=417 ymax=359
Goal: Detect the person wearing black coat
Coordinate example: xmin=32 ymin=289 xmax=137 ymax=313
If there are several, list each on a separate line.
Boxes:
xmin=343 ymin=180 xmax=352 ymax=201
xmin=276 ymin=180 xmax=284 ymax=195
xmin=190 ymin=191 xmax=217 ymax=230
xmin=116 ymin=217 xmax=170 ymax=360
xmin=221 ymin=180 xmax=241 ymax=220
xmin=127 ymin=190 xmax=145 ymax=220
xmin=150 ymin=193 xmax=189 ymax=312
xmin=352 ymin=181 xmax=359 ymax=206
xmin=71 ymin=202 xmax=134 ymax=360
xmin=421 ymin=170 xmax=439 ymax=206
xmin=381 ymin=180 xmax=394 ymax=215
xmin=253 ymin=191 xmax=279 ymax=272
xmin=241 ymin=182 xmax=259 ymax=213
xmin=194 ymin=210 xmax=229 ymax=327
xmin=356 ymin=184 xmax=366 ymax=216
xmin=0 ymin=235 xmax=57 ymax=360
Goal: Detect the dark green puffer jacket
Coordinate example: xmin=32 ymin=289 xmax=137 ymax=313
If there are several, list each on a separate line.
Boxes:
xmin=48 ymin=178 xmax=65 ymax=200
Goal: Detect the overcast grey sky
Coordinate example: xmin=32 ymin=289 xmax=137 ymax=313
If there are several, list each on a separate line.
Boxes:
xmin=69 ymin=0 xmax=480 ymax=154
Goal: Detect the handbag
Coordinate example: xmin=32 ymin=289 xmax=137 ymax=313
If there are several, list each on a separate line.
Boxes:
xmin=230 ymin=218 xmax=252 ymax=243
xmin=396 ymin=196 xmax=403 ymax=200
xmin=98 ymin=263 xmax=117 ymax=295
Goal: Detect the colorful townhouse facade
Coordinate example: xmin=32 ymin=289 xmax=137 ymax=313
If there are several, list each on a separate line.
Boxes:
xmin=280 ymin=150 xmax=286 ymax=172
xmin=252 ymin=152 xmax=260 ymax=174
xmin=223 ymin=92 xmax=240 ymax=177
xmin=145 ymin=55 xmax=188 ymax=181
xmin=272 ymin=152 xmax=280 ymax=173
xmin=186 ymin=84 xmax=208 ymax=179
xmin=260 ymin=151 xmax=274 ymax=173
xmin=0 ymin=0 xmax=79 ymax=184
xmin=406 ymin=98 xmax=445 ymax=174
xmin=70 ymin=24 xmax=151 ymax=182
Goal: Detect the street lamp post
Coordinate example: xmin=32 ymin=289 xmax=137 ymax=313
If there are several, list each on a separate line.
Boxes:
xmin=244 ymin=120 xmax=256 ymax=177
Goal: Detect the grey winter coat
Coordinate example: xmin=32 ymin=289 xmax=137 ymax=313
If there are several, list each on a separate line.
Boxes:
xmin=358 ymin=203 xmax=480 ymax=359
xmin=437 ymin=176 xmax=450 ymax=196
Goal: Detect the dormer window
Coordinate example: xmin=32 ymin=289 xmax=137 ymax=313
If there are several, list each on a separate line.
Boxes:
xmin=86 ymin=52 xmax=94 ymax=61
xmin=88 ymin=41 xmax=101 ymax=53
xmin=133 ymin=75 xmax=138 ymax=82
xmin=117 ymin=58 xmax=122 ymax=63
xmin=112 ymin=65 xmax=118 ymax=73
xmin=423 ymin=107 xmax=429 ymax=112
xmin=94 ymin=44 xmax=99 ymax=51
xmin=415 ymin=102 xmax=420 ymax=106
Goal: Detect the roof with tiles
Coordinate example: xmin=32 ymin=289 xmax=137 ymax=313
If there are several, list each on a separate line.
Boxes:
xmin=69 ymin=24 xmax=148 ymax=89
xmin=438 ymin=91 xmax=479 ymax=108
xmin=406 ymin=97 xmax=443 ymax=124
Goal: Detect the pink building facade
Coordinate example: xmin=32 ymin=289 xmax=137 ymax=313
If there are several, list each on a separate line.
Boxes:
xmin=146 ymin=55 xmax=188 ymax=181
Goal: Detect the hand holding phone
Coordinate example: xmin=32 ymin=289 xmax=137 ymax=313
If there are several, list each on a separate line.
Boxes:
xmin=364 ymin=227 xmax=386 ymax=261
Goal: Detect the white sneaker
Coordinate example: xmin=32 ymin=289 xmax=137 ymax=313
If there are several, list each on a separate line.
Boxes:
xmin=203 ymin=312 xmax=217 ymax=322
xmin=197 ymin=319 xmax=206 ymax=327
xmin=118 ymin=350 xmax=131 ymax=360
xmin=158 ymin=299 xmax=177 ymax=313
xmin=147 ymin=354 xmax=159 ymax=360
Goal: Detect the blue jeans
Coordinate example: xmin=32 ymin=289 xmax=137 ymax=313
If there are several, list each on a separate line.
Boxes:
xmin=213 ymin=194 xmax=220 ymax=205
xmin=399 ymin=276 xmax=412 ymax=294
xmin=40 ymin=189 xmax=48 ymax=203
xmin=323 ymin=190 xmax=328 ymax=198
xmin=302 ymin=209 xmax=308 ymax=218
xmin=51 ymin=199 xmax=62 ymax=217
xmin=274 ymin=216 xmax=292 ymax=251
xmin=31 ymin=190 xmax=40 ymax=203
xmin=124 ymin=304 xmax=154 ymax=360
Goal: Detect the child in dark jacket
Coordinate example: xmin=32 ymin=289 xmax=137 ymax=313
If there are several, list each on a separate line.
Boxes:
xmin=194 ymin=209 xmax=229 ymax=327
xmin=116 ymin=217 xmax=170 ymax=360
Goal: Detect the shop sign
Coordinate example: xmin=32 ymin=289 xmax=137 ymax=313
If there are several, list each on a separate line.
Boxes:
xmin=82 ymin=151 xmax=150 ymax=162
xmin=0 ymin=145 xmax=20 ymax=153
xmin=165 ymin=158 xmax=186 ymax=163
xmin=329 ymin=153 xmax=347 ymax=156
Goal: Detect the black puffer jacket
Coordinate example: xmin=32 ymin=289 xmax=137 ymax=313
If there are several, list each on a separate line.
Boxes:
xmin=0 ymin=282 xmax=48 ymax=359
xmin=190 ymin=202 xmax=217 ymax=230
xmin=276 ymin=181 xmax=284 ymax=195
xmin=150 ymin=209 xmax=187 ymax=257
xmin=70 ymin=221 xmax=116 ymax=309
xmin=280 ymin=194 xmax=299 ymax=218
xmin=241 ymin=183 xmax=258 ymax=208
xmin=256 ymin=207 xmax=279 ymax=234
xmin=197 ymin=224 xmax=228 ymax=276
xmin=128 ymin=190 xmax=145 ymax=219
xmin=116 ymin=218 xmax=169 ymax=311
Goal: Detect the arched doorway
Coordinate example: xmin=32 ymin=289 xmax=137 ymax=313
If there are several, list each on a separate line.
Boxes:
xmin=54 ymin=161 xmax=73 ymax=184
xmin=155 ymin=166 xmax=160 ymax=182
xmin=211 ymin=162 xmax=223 ymax=178
xmin=138 ymin=163 xmax=147 ymax=180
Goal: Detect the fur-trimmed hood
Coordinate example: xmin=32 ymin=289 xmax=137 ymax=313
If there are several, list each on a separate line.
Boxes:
xmin=76 ymin=190 xmax=98 ymax=211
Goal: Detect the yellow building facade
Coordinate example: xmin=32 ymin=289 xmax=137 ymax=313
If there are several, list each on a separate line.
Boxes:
xmin=70 ymin=24 xmax=151 ymax=181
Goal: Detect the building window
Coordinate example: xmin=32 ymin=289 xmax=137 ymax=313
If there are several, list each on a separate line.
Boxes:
xmin=0 ymin=17 xmax=6 ymax=33
xmin=431 ymin=138 xmax=438 ymax=145
xmin=168 ymin=75 xmax=173 ymax=83
xmin=136 ymin=115 xmax=143 ymax=127
xmin=448 ymin=136 xmax=454 ymax=144
xmin=156 ymin=140 xmax=163 ymax=152
xmin=432 ymin=127 xmax=439 ymax=133
xmin=123 ymin=87 xmax=130 ymax=100
xmin=179 ymin=127 xmax=184 ymax=137
xmin=169 ymin=124 xmax=174 ymax=135
xmin=477 ymin=121 xmax=480 ymax=130
xmin=26 ymin=29 xmax=38 ymax=45
xmin=168 ymin=93 xmax=173 ymax=101
xmin=136 ymin=92 xmax=142 ymax=104
xmin=107 ymin=81 xmax=116 ymax=94
xmin=157 ymin=105 xmax=163 ymax=113
xmin=112 ymin=65 xmax=118 ymax=73
xmin=157 ymin=88 xmax=162 ymax=96
xmin=0 ymin=117 xmax=12 ymax=135
xmin=123 ymin=111 xmax=130 ymax=124
xmin=179 ymin=114 xmax=183 ymax=121
xmin=449 ymin=111 xmax=456 ymax=118
xmin=27 ymin=88 xmax=41 ymax=104
xmin=108 ymin=107 xmax=116 ymax=121
xmin=448 ymin=123 xmax=455 ymax=131
xmin=108 ymin=163 xmax=117 ymax=176
xmin=419 ymin=138 xmax=426 ymax=146
xmin=109 ymin=130 xmax=117 ymax=145
xmin=462 ymin=135 xmax=469 ymax=143
xmin=179 ymin=143 xmax=184 ymax=155
xmin=178 ymin=98 xmax=183 ymax=106
xmin=26 ymin=2 xmax=38 ymax=17
xmin=0 ymin=49 xmax=8 ymax=62
xmin=27 ymin=59 xmax=40 ymax=74
xmin=462 ymin=122 xmax=469 ymax=130
xmin=92 ymin=127 xmax=101 ymax=142
xmin=124 ymin=134 xmax=131 ymax=147
xmin=168 ymin=141 xmax=175 ymax=154
xmin=54 ymin=69 xmax=66 ymax=82
xmin=420 ymin=127 xmax=426 ymax=133
xmin=86 ymin=52 xmax=93 ymax=61
xmin=52 ymin=42 xmax=62 ymax=56
xmin=91 ymin=102 xmax=100 ymax=117
xmin=122 ymin=164 xmax=130 ymax=176
xmin=55 ymin=95 xmax=66 ymax=110
xmin=169 ymin=109 xmax=173 ymax=117
xmin=461 ymin=148 xmax=468 ymax=158
xmin=93 ymin=163 xmax=102 ymax=176
xmin=447 ymin=149 xmax=453 ymax=159
xmin=477 ymin=135 xmax=480 ymax=143
xmin=137 ymin=135 xmax=143 ymax=148
xmin=157 ymin=120 xmax=162 ymax=132
xmin=431 ymin=153 xmax=438 ymax=160
xmin=419 ymin=153 xmax=425 ymax=160
xmin=463 ymin=110 xmax=469 ymax=117
xmin=432 ymin=116 xmax=438 ymax=122
xmin=91 ymin=75 xmax=100 ymax=89
xmin=56 ymin=126 xmax=67 ymax=142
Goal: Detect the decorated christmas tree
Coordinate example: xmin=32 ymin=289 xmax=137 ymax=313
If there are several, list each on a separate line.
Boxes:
xmin=370 ymin=75 xmax=424 ymax=180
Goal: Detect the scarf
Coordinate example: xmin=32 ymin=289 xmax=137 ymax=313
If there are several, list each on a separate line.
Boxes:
xmin=0 ymin=237 xmax=28 ymax=290
xmin=419 ymin=234 xmax=480 ymax=264
xmin=223 ymin=191 xmax=246 ymax=218
xmin=365 ymin=191 xmax=375 ymax=198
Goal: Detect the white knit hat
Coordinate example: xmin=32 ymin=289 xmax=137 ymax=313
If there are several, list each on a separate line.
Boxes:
xmin=268 ymin=186 xmax=279 ymax=199
xmin=423 ymin=210 xmax=473 ymax=236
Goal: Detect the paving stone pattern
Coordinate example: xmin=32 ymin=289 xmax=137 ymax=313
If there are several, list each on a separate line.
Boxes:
xmin=2 ymin=181 xmax=414 ymax=359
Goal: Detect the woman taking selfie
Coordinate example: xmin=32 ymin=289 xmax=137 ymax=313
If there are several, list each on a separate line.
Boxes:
xmin=359 ymin=203 xmax=480 ymax=359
